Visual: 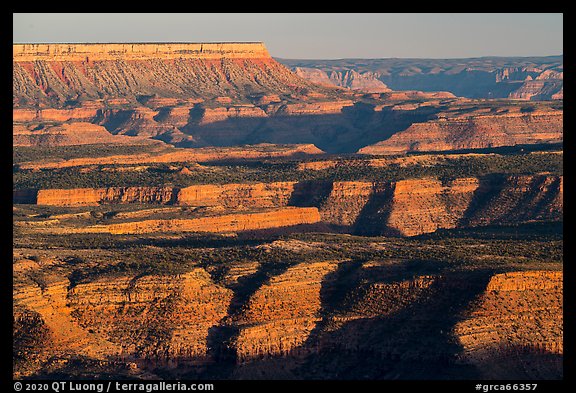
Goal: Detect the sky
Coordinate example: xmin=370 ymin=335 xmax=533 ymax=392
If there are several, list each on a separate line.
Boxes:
xmin=13 ymin=13 xmax=563 ymax=59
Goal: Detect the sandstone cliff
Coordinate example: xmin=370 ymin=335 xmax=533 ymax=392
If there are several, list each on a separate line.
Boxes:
xmin=35 ymin=187 xmax=177 ymax=206
xmin=386 ymin=178 xmax=479 ymax=236
xmin=17 ymin=174 xmax=562 ymax=236
xmin=26 ymin=183 xmax=297 ymax=207
xmin=234 ymin=261 xmax=339 ymax=361
xmin=13 ymin=122 xmax=153 ymax=147
xmin=455 ymin=271 xmax=562 ymax=379
xmin=13 ymin=264 xmax=562 ymax=378
xmin=13 ymin=43 xmax=271 ymax=61
xmin=13 ymin=43 xmax=322 ymax=107
xmin=359 ymin=110 xmax=563 ymax=155
xmin=46 ymin=207 xmax=321 ymax=235
xmin=178 ymin=182 xmax=296 ymax=209
xmin=68 ymin=269 xmax=233 ymax=362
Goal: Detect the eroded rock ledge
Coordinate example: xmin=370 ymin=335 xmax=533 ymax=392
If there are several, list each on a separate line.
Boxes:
xmin=13 ymin=43 xmax=271 ymax=61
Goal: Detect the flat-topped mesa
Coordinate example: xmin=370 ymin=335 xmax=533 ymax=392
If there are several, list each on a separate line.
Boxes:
xmin=13 ymin=42 xmax=271 ymax=61
xmin=13 ymin=42 xmax=320 ymax=107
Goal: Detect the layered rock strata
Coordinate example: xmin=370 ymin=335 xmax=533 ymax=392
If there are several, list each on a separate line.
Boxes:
xmin=234 ymin=261 xmax=339 ymax=361
xmin=13 ymin=43 xmax=320 ymax=106
xmin=15 ymin=174 xmax=562 ymax=236
xmin=68 ymin=269 xmax=233 ymax=362
xmin=454 ymin=271 xmax=563 ymax=379
xmin=360 ymin=111 xmax=563 ymax=155
xmin=13 ymin=268 xmax=562 ymax=378
xmin=43 ymin=207 xmax=322 ymax=235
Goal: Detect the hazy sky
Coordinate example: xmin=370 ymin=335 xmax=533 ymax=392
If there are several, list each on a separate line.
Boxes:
xmin=13 ymin=13 xmax=563 ymax=59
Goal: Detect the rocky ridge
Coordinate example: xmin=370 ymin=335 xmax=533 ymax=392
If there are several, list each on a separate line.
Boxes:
xmin=15 ymin=174 xmax=563 ymax=237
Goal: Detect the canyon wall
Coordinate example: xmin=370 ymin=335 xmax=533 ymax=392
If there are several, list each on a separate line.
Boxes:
xmin=293 ymin=67 xmax=391 ymax=93
xmin=29 ymin=183 xmax=298 ymax=207
xmin=55 ymin=207 xmax=322 ymax=235
xmin=68 ymin=269 xmax=233 ymax=363
xmin=178 ymin=182 xmax=296 ymax=209
xmin=455 ymin=271 xmax=563 ymax=379
xmin=13 ymin=43 xmax=320 ymax=107
xmin=359 ymin=111 xmax=563 ymax=155
xmin=16 ymin=174 xmax=563 ymax=236
xmin=13 ymin=122 xmax=152 ymax=147
xmin=14 ymin=267 xmax=562 ymax=378
xmin=386 ymin=178 xmax=479 ymax=236
xmin=35 ymin=187 xmax=177 ymax=206
xmin=234 ymin=261 xmax=339 ymax=362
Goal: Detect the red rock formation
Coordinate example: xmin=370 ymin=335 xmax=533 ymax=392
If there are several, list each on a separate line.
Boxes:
xmin=359 ymin=111 xmax=563 ymax=155
xmin=13 ymin=122 xmax=153 ymax=147
xmin=17 ymin=143 xmax=324 ymax=170
xmin=387 ymin=178 xmax=479 ymax=236
xmin=14 ymin=281 xmax=121 ymax=360
xmin=48 ymin=207 xmax=321 ymax=234
xmin=178 ymin=182 xmax=296 ymax=208
xmin=13 ymin=43 xmax=272 ymax=61
xmin=318 ymin=182 xmax=374 ymax=226
xmin=19 ymin=173 xmax=562 ymax=236
xmin=455 ymin=271 xmax=562 ymax=378
xmin=13 ymin=106 xmax=102 ymax=123
xmin=198 ymin=105 xmax=267 ymax=125
xmin=271 ymin=100 xmax=355 ymax=115
xmin=13 ymin=43 xmax=322 ymax=107
xmin=463 ymin=174 xmax=563 ymax=227
xmin=35 ymin=187 xmax=176 ymax=206
xmin=68 ymin=269 xmax=233 ymax=362
xmin=234 ymin=261 xmax=339 ymax=361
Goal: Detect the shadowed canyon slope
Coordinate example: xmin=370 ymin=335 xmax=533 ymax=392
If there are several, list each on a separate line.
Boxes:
xmin=359 ymin=107 xmax=563 ymax=155
xmin=14 ymin=172 xmax=563 ymax=237
xmin=13 ymin=239 xmax=562 ymax=379
xmin=13 ymin=44 xmax=563 ymax=154
xmin=13 ymin=42 xmax=563 ymax=380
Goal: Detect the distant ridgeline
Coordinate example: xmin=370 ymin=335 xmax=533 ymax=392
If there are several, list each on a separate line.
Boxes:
xmin=279 ymin=56 xmax=563 ymax=100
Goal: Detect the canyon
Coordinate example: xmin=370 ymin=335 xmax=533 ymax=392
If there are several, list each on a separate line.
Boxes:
xmin=14 ymin=173 xmax=563 ymax=237
xmin=280 ymin=56 xmax=563 ymax=100
xmin=13 ymin=240 xmax=562 ymax=379
xmin=13 ymin=42 xmax=563 ymax=380
xmin=14 ymin=44 xmax=563 ymax=154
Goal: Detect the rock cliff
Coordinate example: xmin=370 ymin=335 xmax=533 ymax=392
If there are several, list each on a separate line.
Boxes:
xmin=234 ymin=261 xmax=339 ymax=361
xmin=359 ymin=111 xmax=563 ymax=155
xmin=14 ymin=122 xmax=152 ymax=147
xmin=13 ymin=43 xmax=271 ymax=61
xmin=15 ymin=268 xmax=560 ymax=378
xmin=455 ymin=271 xmax=562 ymax=379
xmin=68 ymin=269 xmax=233 ymax=362
xmin=16 ymin=174 xmax=562 ymax=236
xmin=48 ymin=207 xmax=321 ymax=235
xmin=35 ymin=187 xmax=177 ymax=206
xmin=13 ymin=43 xmax=321 ymax=107
xmin=386 ymin=178 xmax=479 ymax=236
